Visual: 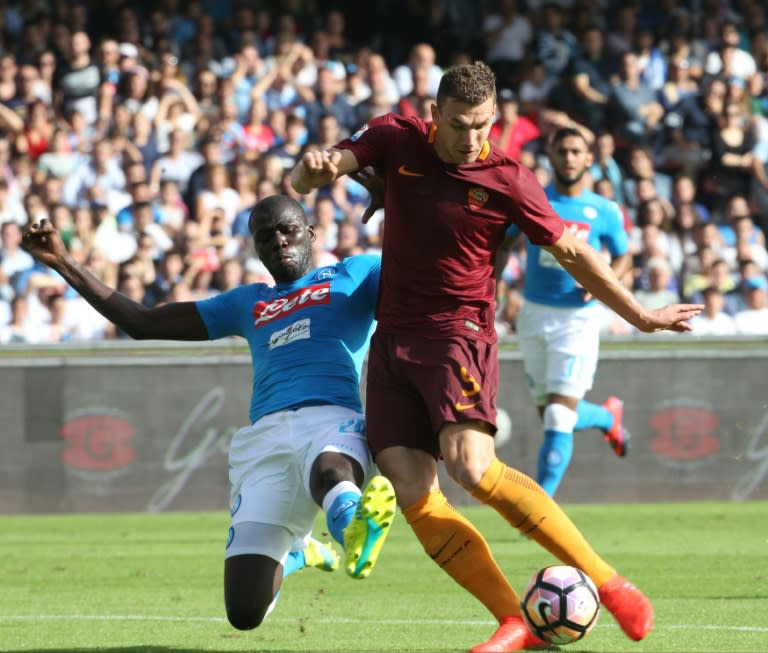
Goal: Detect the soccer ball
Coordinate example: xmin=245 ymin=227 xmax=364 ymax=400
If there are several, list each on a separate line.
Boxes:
xmin=521 ymin=565 xmax=600 ymax=645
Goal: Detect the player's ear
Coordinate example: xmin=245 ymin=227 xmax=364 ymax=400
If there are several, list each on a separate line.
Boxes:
xmin=307 ymin=224 xmax=316 ymax=241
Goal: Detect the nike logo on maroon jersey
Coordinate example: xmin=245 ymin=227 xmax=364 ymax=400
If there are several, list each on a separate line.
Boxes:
xmin=398 ymin=165 xmax=425 ymax=177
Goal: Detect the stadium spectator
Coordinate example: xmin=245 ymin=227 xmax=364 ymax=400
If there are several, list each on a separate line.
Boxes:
xmin=0 ymin=219 xmax=34 ymax=301
xmin=153 ymin=78 xmax=200 ymax=154
xmin=660 ymin=75 xmax=725 ymax=178
xmin=535 ymin=2 xmax=578 ymax=81
xmin=36 ymin=128 xmax=78 ymax=182
xmin=704 ymin=20 xmax=757 ymax=83
xmin=241 ymin=96 xmax=275 ymax=162
xmin=395 ymin=64 xmax=433 ymax=120
xmin=265 ymin=113 xmax=307 ymax=173
xmin=303 ymin=65 xmax=358 ymax=143
xmin=706 ymin=101 xmax=756 ymax=211
xmin=688 ymin=286 xmax=738 ymax=335
xmin=0 ymin=176 xmax=27 ymax=226
xmin=609 ymin=50 xmax=666 ymax=151
xmin=482 ymin=0 xmax=533 ymax=89
xmin=488 ymin=88 xmax=540 ymax=161
xmin=195 ymin=163 xmax=240 ymax=230
xmin=149 ymin=128 xmax=204 ymax=196
xmin=733 ymin=274 xmax=768 ymax=334
xmin=589 ymin=131 xmax=626 ymax=204
xmin=0 ymin=293 xmax=37 ymax=343
xmin=517 ymin=60 xmax=556 ymax=118
xmin=550 ymin=24 xmax=615 ymax=134
xmin=393 ymin=42 xmax=442 ymax=99
xmin=622 ymin=144 xmax=673 ymax=210
xmin=634 ymin=256 xmax=680 ymax=312
xmin=55 ymin=31 xmax=101 ymax=126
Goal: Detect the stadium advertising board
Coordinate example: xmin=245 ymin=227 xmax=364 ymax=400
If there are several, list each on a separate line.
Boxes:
xmin=0 ymin=347 xmax=765 ymax=513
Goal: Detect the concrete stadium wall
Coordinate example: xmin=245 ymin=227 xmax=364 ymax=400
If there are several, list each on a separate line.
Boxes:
xmin=0 ymin=342 xmax=766 ymax=514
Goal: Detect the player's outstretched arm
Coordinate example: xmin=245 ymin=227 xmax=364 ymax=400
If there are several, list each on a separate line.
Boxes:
xmin=290 ymin=147 xmax=360 ymax=194
xmin=22 ymin=220 xmax=208 ymax=341
xmin=546 ymin=229 xmax=703 ymax=333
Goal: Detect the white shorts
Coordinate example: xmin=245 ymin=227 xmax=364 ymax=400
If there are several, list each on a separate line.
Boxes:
xmin=225 ymin=404 xmax=371 ymax=561
xmin=516 ymin=300 xmax=603 ymax=405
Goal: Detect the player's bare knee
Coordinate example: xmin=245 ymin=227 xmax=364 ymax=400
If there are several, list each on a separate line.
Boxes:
xmin=442 ymin=456 xmax=488 ymax=490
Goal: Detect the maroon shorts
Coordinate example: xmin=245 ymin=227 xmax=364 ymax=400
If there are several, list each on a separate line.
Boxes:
xmin=365 ymin=331 xmax=499 ymax=459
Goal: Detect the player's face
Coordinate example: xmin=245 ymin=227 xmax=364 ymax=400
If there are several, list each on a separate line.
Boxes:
xmin=251 ymin=212 xmax=314 ymax=283
xmin=550 ymin=135 xmax=593 ymax=187
xmin=431 ymin=96 xmax=495 ymax=165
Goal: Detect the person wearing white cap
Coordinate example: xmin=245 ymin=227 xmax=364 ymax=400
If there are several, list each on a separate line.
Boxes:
xmin=733 ymin=275 xmax=768 ymax=335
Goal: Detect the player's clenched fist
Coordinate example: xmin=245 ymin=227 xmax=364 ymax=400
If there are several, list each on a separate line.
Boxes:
xmin=22 ymin=219 xmax=68 ymax=268
xmin=291 ymin=149 xmax=343 ymax=194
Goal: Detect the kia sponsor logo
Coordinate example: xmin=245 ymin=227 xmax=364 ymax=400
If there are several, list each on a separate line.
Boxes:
xmin=252 ymin=283 xmax=331 ymax=327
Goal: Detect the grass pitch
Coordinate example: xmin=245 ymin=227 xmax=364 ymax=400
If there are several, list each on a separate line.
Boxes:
xmin=0 ymin=502 xmax=765 ymax=653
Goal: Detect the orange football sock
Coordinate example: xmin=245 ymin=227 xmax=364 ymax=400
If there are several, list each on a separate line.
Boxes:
xmin=471 ymin=458 xmax=616 ymax=587
xmin=403 ymin=490 xmax=520 ymax=621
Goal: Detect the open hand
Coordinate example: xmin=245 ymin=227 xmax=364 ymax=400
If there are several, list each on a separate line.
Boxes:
xmin=639 ymin=303 xmax=704 ymax=333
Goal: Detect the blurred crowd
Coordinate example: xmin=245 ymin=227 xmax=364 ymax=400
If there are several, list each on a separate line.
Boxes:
xmin=1 ymin=0 xmax=768 ymax=344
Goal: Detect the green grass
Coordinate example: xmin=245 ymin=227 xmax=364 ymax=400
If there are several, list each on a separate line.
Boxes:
xmin=0 ymin=502 xmax=765 ymax=652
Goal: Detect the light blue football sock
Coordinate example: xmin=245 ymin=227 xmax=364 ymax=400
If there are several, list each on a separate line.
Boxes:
xmin=283 ymin=551 xmax=305 ymax=577
xmin=322 ymin=482 xmax=362 ymax=546
xmin=575 ymin=400 xmax=614 ymax=432
xmin=537 ymin=430 xmax=574 ymax=497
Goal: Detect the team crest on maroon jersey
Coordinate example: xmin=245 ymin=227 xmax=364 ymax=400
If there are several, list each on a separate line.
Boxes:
xmin=252 ymin=283 xmax=331 ymax=327
xmin=467 ymin=187 xmax=489 ymax=210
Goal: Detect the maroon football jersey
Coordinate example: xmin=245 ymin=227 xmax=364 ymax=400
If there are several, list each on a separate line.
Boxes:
xmin=337 ymin=113 xmax=564 ymax=342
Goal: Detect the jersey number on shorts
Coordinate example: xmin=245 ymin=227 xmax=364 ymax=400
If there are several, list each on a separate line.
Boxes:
xmin=339 ymin=418 xmax=365 ymax=434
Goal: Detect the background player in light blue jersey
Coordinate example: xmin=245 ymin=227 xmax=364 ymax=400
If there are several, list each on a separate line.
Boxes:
xmin=22 ymin=195 xmax=395 ymax=633
xmin=503 ymin=127 xmax=633 ymax=497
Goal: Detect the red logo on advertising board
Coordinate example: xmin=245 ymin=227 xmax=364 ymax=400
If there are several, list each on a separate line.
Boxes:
xmin=60 ymin=413 xmax=136 ymax=471
xmin=649 ymin=405 xmax=720 ymax=462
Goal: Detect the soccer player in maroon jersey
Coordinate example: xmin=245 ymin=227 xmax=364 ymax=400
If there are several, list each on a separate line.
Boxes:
xmin=291 ymin=61 xmax=702 ymax=652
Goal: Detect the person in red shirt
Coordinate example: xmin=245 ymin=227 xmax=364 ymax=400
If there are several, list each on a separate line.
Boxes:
xmin=291 ymin=61 xmax=701 ymax=653
xmin=488 ymin=88 xmax=540 ymax=161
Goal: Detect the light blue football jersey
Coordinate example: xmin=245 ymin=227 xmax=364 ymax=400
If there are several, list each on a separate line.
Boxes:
xmin=507 ymin=186 xmax=628 ymax=307
xmin=196 ymin=255 xmax=381 ymax=423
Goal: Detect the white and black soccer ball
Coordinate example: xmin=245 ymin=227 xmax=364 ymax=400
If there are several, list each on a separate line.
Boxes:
xmin=521 ymin=565 xmax=600 ymax=645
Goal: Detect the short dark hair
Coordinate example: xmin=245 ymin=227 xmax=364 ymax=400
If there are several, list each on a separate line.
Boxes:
xmin=248 ymin=194 xmax=306 ymax=235
xmin=436 ymin=61 xmax=496 ymax=108
xmin=551 ymin=127 xmax=588 ymax=147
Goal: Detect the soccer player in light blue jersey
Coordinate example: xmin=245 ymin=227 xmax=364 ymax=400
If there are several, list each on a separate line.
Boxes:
xmin=22 ymin=195 xmax=396 ymax=633
xmin=504 ymin=127 xmax=633 ymax=497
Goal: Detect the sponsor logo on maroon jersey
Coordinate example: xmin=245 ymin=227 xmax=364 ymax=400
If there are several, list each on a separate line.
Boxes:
xmin=467 ymin=187 xmax=489 ymax=210
xmin=253 ymin=283 xmax=331 ymax=327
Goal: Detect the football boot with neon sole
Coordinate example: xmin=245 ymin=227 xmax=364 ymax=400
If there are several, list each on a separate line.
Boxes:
xmin=602 ymin=396 xmax=630 ymax=457
xmin=469 ymin=616 xmax=548 ymax=653
xmin=598 ymin=574 xmax=655 ymax=641
xmin=343 ymin=475 xmax=396 ymax=579
xmin=303 ymin=537 xmax=340 ymax=572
